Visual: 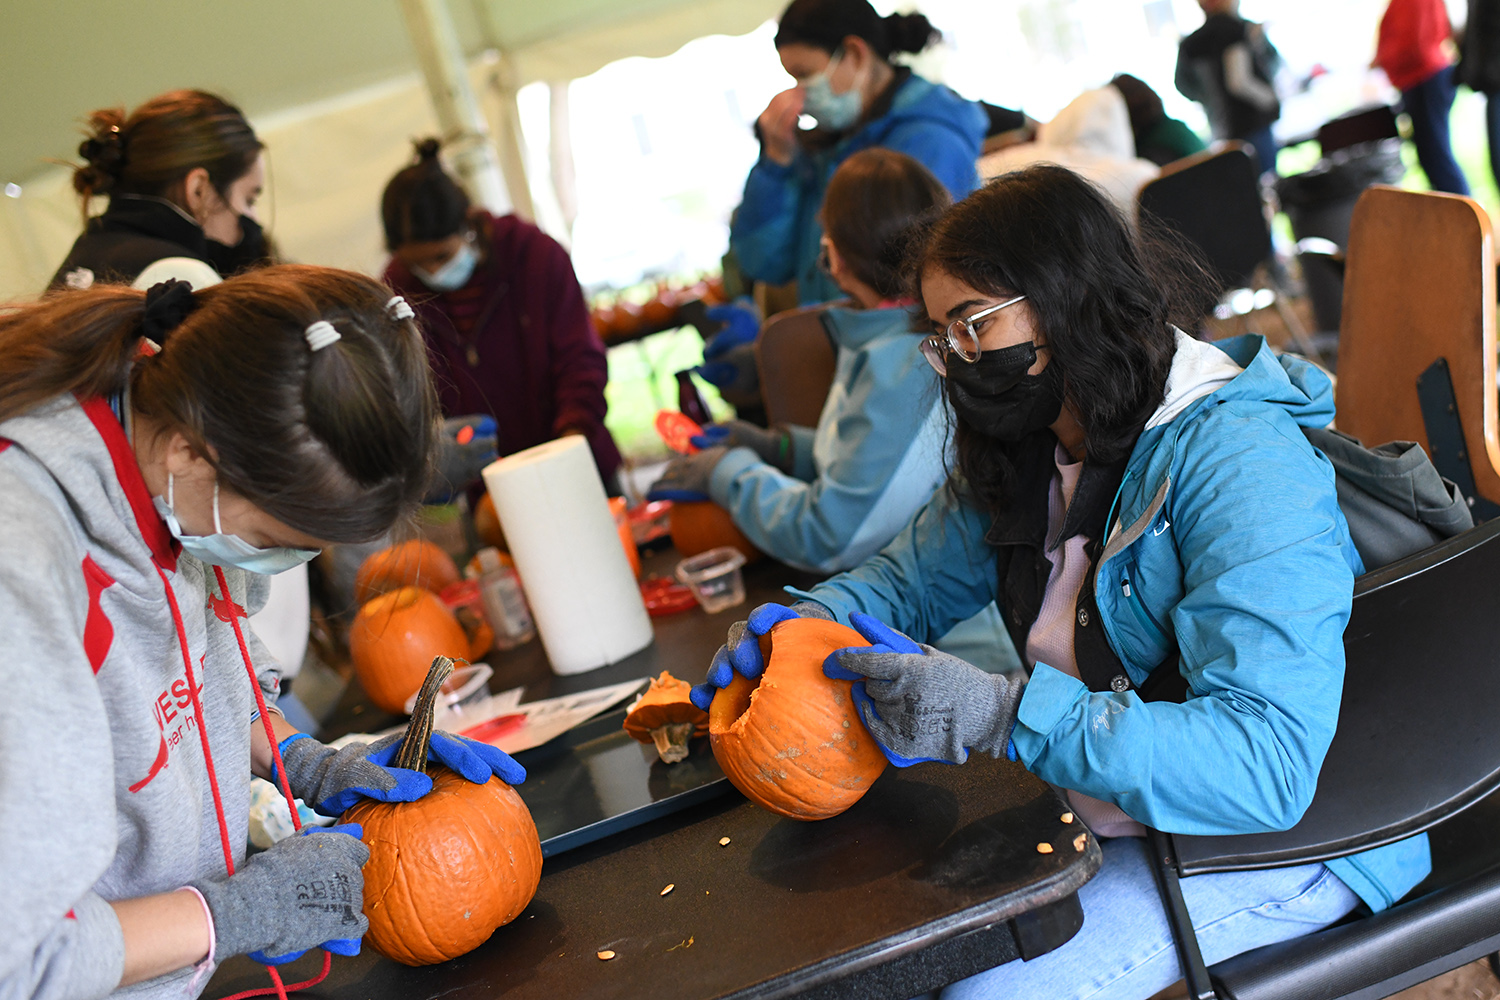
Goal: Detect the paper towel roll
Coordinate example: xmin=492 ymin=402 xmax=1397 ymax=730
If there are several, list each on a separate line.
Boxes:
xmin=482 ymin=437 xmax=653 ymax=674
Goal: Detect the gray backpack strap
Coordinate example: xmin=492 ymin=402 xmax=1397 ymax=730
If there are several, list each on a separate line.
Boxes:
xmin=1303 ymin=425 xmax=1475 ymax=570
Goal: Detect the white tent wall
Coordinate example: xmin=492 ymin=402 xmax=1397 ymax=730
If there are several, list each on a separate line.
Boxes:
xmin=0 ymin=0 xmax=783 ymax=301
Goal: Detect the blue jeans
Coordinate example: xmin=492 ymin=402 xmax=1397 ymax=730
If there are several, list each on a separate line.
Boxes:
xmin=1240 ymin=125 xmax=1279 ymax=178
xmin=1402 ymin=65 xmax=1471 ymax=195
xmin=939 ymin=836 xmax=1361 ymax=1000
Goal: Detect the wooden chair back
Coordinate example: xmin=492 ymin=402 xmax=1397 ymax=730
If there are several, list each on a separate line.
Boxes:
xmin=755 ymin=304 xmax=839 ymax=428
xmin=1335 ymin=186 xmax=1499 ymax=505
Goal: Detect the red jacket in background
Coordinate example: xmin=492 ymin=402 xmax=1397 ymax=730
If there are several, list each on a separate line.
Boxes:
xmin=1377 ymin=0 xmax=1455 ymax=91
xmin=384 ymin=211 xmax=623 ymax=485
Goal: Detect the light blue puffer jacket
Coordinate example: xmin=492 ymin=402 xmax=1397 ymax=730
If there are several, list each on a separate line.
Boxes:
xmin=709 ymin=304 xmax=946 ymax=574
xmin=790 ymin=333 xmax=1430 ymax=913
xmin=730 ymin=74 xmax=988 ymax=305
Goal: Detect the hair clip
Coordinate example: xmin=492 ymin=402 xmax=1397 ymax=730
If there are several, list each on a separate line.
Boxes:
xmin=387 ymin=295 xmax=415 ymax=321
xmin=305 ymin=320 xmax=341 ymax=351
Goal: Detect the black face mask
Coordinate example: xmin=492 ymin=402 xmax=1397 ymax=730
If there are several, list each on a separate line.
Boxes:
xmin=945 ymin=341 xmax=1065 ymax=442
xmin=205 ymin=214 xmax=270 ymax=276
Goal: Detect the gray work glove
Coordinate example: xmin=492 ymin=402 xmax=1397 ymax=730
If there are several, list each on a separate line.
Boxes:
xmin=690 ymin=420 xmax=794 ymax=473
xmin=195 ymin=824 xmax=369 ymax=963
xmin=823 ymin=612 xmax=1022 ymax=768
xmin=646 ymin=445 xmax=730 ymax=502
xmin=276 ymin=733 xmax=432 ymax=817
xmin=689 ymin=600 xmax=835 ymax=710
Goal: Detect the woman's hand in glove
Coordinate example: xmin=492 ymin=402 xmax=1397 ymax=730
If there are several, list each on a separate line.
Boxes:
xmin=689 ymin=600 xmax=835 ymax=711
xmin=195 ymin=823 xmax=369 ymax=965
xmin=823 ymin=612 xmax=1023 ymax=768
xmin=646 ymin=446 xmax=730 ymax=502
xmin=277 ymin=730 xmax=526 ymax=818
xmin=691 ymin=421 xmax=793 ymax=473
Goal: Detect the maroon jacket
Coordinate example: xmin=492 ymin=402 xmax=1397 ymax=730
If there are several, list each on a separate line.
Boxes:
xmin=384 ymin=212 xmax=622 ymax=484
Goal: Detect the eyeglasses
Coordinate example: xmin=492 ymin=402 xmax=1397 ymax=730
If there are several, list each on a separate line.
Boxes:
xmin=919 ymin=294 xmax=1027 ymax=376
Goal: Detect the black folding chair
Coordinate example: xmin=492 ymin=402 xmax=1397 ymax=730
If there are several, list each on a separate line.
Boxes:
xmin=1151 ymin=519 xmax=1500 ymax=998
xmin=1137 ymin=144 xmax=1322 ymax=360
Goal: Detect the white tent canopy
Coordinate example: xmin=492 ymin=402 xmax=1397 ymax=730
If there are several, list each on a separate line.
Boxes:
xmin=0 ymin=0 xmax=782 ymax=298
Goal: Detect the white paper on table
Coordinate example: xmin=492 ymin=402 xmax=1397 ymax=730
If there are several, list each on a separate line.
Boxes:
xmin=467 ymin=678 xmax=649 ymax=755
xmin=321 ymin=678 xmax=645 ymax=757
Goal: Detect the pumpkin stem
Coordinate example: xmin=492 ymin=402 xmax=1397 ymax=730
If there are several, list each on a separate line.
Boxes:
xmin=650 ymin=722 xmax=697 ymax=764
xmin=396 ymin=656 xmax=457 ymax=774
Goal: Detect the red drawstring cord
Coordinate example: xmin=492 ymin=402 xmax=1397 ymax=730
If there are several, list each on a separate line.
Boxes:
xmin=154 ymin=563 xmax=236 ymax=880
xmin=156 ymin=564 xmax=334 ymax=999
xmin=211 ymin=567 xmax=302 ymax=828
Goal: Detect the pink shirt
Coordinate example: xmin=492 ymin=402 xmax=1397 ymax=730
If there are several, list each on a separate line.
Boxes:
xmin=1025 ymin=444 xmax=1146 ymax=839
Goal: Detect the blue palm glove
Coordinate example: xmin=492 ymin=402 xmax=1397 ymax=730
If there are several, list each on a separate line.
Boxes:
xmin=689 ymin=420 xmax=792 ymax=472
xmin=276 ymin=733 xmax=433 ymax=817
xmin=646 ymin=446 xmax=729 ymax=502
xmin=689 ymin=600 xmax=835 ymax=711
xmin=428 ymin=414 xmax=499 ymax=502
xmin=823 ymin=612 xmax=1023 ymax=768
xmin=363 ymin=730 xmax=528 ymax=786
xmin=701 ymin=302 xmax=760 ymax=360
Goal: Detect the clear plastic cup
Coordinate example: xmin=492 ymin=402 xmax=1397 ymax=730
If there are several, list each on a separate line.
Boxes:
xmin=675 ymin=547 xmax=748 ymax=614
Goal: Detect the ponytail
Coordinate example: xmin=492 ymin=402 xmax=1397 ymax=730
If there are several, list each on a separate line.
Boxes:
xmin=0 ymin=266 xmax=440 ymax=543
xmin=0 ymin=287 xmax=148 ymax=422
xmin=380 ymin=138 xmax=472 ymax=251
xmin=775 ymin=0 xmax=940 ymax=60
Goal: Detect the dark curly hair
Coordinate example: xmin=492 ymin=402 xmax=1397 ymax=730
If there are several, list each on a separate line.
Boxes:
xmin=914 ymin=164 xmax=1216 ymax=521
xmin=380 ymin=138 xmax=473 ymax=251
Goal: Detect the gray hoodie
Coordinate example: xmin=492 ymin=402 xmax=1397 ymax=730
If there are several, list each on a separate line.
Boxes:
xmin=0 ymin=395 xmax=280 ymax=1000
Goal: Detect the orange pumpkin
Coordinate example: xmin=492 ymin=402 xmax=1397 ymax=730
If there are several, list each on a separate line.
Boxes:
xmin=354 ymin=539 xmax=461 ymax=606
xmin=710 ymin=618 xmax=886 ymax=820
xmin=473 ymin=493 xmax=507 ymax=551
xmin=623 ymin=671 xmax=708 ymax=763
xmin=349 ymin=587 xmax=470 ymax=714
xmin=669 ymin=501 xmax=762 ymax=564
xmin=344 ymin=658 xmax=542 ymax=966
xmin=641 ymin=292 xmax=678 ymax=328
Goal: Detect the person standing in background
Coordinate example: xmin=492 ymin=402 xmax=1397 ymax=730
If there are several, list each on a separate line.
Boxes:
xmin=51 ymin=90 xmax=270 ymax=292
xmin=1378 ymin=0 xmax=1471 ymax=195
xmin=1459 ymin=0 xmax=1500 ymax=192
xmin=731 ymin=0 xmax=988 ymax=306
xmin=1175 ymin=0 xmax=1283 ymax=176
xmin=381 ymin=139 xmax=622 ymax=491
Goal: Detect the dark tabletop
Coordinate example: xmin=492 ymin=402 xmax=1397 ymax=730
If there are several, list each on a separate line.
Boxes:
xmin=208 ymin=550 xmax=1100 ymax=999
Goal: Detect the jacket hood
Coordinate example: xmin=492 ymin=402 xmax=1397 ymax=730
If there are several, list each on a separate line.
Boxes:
xmin=862 ymin=74 xmax=989 ymax=147
xmin=1040 ymin=87 xmax=1137 ymax=159
xmin=823 ymin=303 xmax=921 ymax=350
xmin=1147 ymin=330 xmax=1334 ymax=432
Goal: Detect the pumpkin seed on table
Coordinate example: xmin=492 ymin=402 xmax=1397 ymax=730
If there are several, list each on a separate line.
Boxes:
xmin=719 ymin=837 xmax=731 ymax=846
xmin=1036 ymin=842 xmax=1054 ymax=854
xmin=1074 ymin=833 xmax=1089 ymax=852
xmin=597 ymin=950 xmax=616 ymax=961
xmin=660 ymin=883 xmax=675 ymax=896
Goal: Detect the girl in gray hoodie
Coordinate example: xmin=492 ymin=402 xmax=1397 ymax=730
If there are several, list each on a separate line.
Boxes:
xmin=0 ymin=266 xmax=526 ymax=999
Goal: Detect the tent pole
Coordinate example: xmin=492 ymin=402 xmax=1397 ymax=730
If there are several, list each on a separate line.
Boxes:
xmin=548 ymin=81 xmax=578 ymax=237
xmin=483 ymin=52 xmax=537 ymax=222
xmin=397 ymin=0 xmax=517 ymax=216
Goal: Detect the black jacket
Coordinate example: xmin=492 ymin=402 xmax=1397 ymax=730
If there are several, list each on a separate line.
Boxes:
xmin=49 ymin=196 xmax=214 ymax=290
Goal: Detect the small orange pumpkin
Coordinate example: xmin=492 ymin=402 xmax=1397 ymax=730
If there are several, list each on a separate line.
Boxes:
xmin=354 ymin=539 xmax=461 ymax=606
xmin=669 ymin=501 xmax=762 ymax=564
xmin=473 ymin=493 xmax=508 ymax=551
xmin=350 ymin=587 xmax=470 ymax=714
xmin=710 ymin=618 xmax=886 ymax=820
xmin=344 ymin=658 xmax=542 ymax=966
xmin=623 ymin=671 xmax=708 ymax=763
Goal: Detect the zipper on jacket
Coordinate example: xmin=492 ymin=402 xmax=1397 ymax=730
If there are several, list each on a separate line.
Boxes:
xmin=1121 ymin=574 xmax=1168 ymax=645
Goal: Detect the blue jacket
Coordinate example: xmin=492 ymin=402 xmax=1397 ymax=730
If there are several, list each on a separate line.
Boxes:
xmin=791 ymin=333 xmax=1430 ymax=913
xmin=730 ymin=74 xmax=988 ymax=305
xmin=709 ymin=305 xmax=947 ymax=573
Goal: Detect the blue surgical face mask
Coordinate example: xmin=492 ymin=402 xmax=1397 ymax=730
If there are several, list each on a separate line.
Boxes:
xmin=153 ymin=474 xmax=319 ymax=576
xmin=412 ymin=237 xmax=479 ymax=292
xmin=802 ymin=48 xmax=863 ymax=132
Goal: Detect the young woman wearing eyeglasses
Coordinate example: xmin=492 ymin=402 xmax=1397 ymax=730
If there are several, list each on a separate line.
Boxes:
xmin=691 ymin=165 xmax=1429 ymax=999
